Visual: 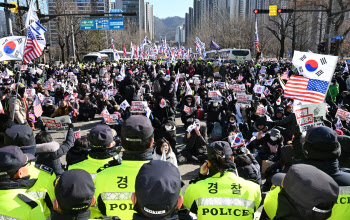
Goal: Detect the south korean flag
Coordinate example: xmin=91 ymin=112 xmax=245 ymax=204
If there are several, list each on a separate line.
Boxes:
xmin=292 ymin=51 xmax=338 ymax=82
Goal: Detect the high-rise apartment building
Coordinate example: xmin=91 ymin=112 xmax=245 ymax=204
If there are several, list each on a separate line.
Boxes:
xmin=175 ymin=25 xmax=186 ymax=44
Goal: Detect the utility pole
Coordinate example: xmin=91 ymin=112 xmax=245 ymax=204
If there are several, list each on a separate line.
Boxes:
xmin=291 ymin=0 xmax=296 ymax=57
xmin=4 ymin=0 xmax=13 ymax=36
xmin=71 ymin=19 xmax=76 ymax=62
xmin=324 ymin=0 xmax=333 ymax=54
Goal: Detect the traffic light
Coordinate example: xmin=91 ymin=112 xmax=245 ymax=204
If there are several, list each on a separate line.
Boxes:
xmin=10 ymin=1 xmax=18 ymax=13
xmin=253 ymin=9 xmax=269 ymax=14
xmin=318 ymin=42 xmax=325 ymax=53
xmin=277 ymin=9 xmax=294 ymax=13
xmin=330 ymin=42 xmax=336 ymax=54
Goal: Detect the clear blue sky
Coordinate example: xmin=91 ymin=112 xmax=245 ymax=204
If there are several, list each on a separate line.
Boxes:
xmin=146 ymin=0 xmax=193 ymax=19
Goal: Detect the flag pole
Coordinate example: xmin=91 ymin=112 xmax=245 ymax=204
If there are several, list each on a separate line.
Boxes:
xmin=12 ymin=71 xmax=21 ymax=121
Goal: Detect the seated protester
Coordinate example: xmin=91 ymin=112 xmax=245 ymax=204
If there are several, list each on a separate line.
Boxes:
xmin=42 ymin=99 xmax=57 ymax=117
xmin=78 ymin=96 xmax=96 ymax=121
xmin=153 ymin=138 xmax=178 ymax=167
xmin=271 ymin=107 xmax=285 ymax=121
xmin=178 ymin=119 xmax=208 ymax=163
xmin=66 ymin=138 xmax=90 ymax=167
xmin=52 ymin=169 xmax=96 ymax=220
xmin=264 ymin=164 xmax=339 ymax=220
xmin=337 ymin=135 xmax=350 ymax=168
xmin=132 ymin=160 xmax=183 ymax=219
xmin=273 ymin=105 xmax=298 ymax=142
xmin=35 ymin=124 xmax=74 ymax=175
xmin=160 ymin=120 xmax=177 ymax=154
xmin=153 ymin=97 xmax=175 ymax=124
xmin=0 ymin=146 xmax=46 ymax=220
xmin=69 ymin=97 xmax=79 ymax=119
xmin=0 ymin=114 xmax=15 ymax=147
xmin=68 ymin=125 xmax=118 ymax=183
xmin=51 ymin=100 xmax=74 ymax=118
xmin=206 ymin=99 xmax=223 ymax=136
xmin=183 ymin=141 xmax=261 ymax=220
xmin=222 ymin=113 xmax=239 ymax=138
xmin=246 ymin=116 xmax=269 ymax=141
xmin=251 ymin=129 xmax=283 ymax=166
xmin=232 ymin=145 xmax=262 ymax=185
xmin=181 ymin=95 xmax=198 ymax=128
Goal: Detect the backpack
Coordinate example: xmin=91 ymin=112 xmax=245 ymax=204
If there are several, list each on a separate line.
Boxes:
xmin=211 ymin=122 xmax=222 ymax=139
xmin=153 ymin=79 xmax=161 ymax=93
xmin=124 ymin=84 xmax=135 ymax=100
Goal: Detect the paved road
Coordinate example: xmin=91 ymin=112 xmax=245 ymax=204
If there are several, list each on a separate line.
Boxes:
xmin=44 ymin=114 xmax=261 ymax=219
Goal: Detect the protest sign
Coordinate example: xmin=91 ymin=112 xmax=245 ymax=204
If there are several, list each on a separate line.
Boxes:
xmin=256 ymin=105 xmax=266 ymax=116
xmin=253 ymin=85 xmax=265 ymax=94
xmin=218 ymin=82 xmax=225 ymax=89
xmin=336 ymin=109 xmax=350 ymax=122
xmin=131 ymin=101 xmax=147 ymax=112
xmin=42 ymin=116 xmax=72 ymax=132
xmin=294 ymin=103 xmax=326 ymax=132
xmin=194 ymin=96 xmax=201 ymax=106
xmin=184 ymin=105 xmax=193 ymax=114
xmin=25 ymin=89 xmax=35 ymax=98
xmin=230 ymin=84 xmax=245 ymax=92
xmin=209 ymin=91 xmax=219 ymax=99
xmin=236 ymin=94 xmax=252 ymax=103
xmin=42 ymin=97 xmax=55 ymax=104
xmin=65 ymin=130 xmax=81 ymax=144
xmin=109 ymin=89 xmax=118 ymax=97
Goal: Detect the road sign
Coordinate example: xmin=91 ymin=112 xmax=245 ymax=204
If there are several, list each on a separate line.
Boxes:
xmin=110 ymin=9 xmax=123 ymax=13
xmin=336 ymin=36 xmax=343 ymax=40
xmin=269 ymin=5 xmax=278 ymax=16
xmin=331 ymin=38 xmax=336 ymax=42
xmin=80 ymin=18 xmax=124 ymax=30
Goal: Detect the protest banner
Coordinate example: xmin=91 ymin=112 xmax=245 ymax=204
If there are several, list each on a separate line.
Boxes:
xmin=25 ymin=89 xmax=36 ymax=98
xmin=253 ymin=85 xmax=265 ymax=94
xmin=230 ymin=84 xmax=245 ymax=92
xmin=184 ymin=105 xmax=193 ymax=114
xmin=109 ymin=89 xmax=118 ymax=97
xmin=208 ymin=91 xmax=219 ymax=99
xmin=42 ymin=116 xmax=72 ymax=132
xmin=42 ymin=97 xmax=55 ymax=104
xmin=336 ymin=109 xmax=350 ymax=122
xmin=256 ymin=105 xmax=266 ymax=116
xmin=218 ymin=82 xmax=225 ymax=89
xmin=294 ymin=103 xmax=326 ymax=132
xmin=194 ymin=96 xmax=201 ymax=106
xmin=65 ymin=130 xmax=81 ymax=144
xmin=236 ymin=94 xmax=252 ymax=104
xmin=131 ymin=101 xmax=147 ymax=112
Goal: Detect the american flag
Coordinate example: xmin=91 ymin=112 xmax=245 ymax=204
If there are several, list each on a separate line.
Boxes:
xmin=254 ymin=18 xmax=260 ymax=53
xmin=33 ymin=97 xmax=43 ymax=117
xmin=284 ymin=75 xmax=329 ymax=103
xmin=23 ymin=23 xmax=45 ymax=64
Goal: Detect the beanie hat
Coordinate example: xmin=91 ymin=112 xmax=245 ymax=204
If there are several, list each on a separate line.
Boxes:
xmin=303 ymin=126 xmax=341 ymax=160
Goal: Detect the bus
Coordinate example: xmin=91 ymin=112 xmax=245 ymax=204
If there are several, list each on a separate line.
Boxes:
xmin=206 ymin=49 xmax=252 ymax=62
xmin=99 ymin=49 xmax=131 ymax=61
xmin=83 ymin=52 xmax=109 ymax=63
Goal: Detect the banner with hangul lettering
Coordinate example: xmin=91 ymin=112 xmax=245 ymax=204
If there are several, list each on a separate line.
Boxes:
xmin=42 ymin=116 xmax=72 ymax=132
xmin=218 ymin=82 xmax=226 ymax=89
xmin=236 ymin=94 xmax=252 ymax=103
xmin=231 ymin=84 xmax=246 ymax=92
xmin=336 ymin=109 xmax=350 ymax=122
xmin=131 ymin=101 xmax=147 ymax=112
xmin=109 ymin=89 xmax=117 ymax=97
xmin=209 ymin=91 xmax=219 ymax=99
xmin=65 ymin=130 xmax=81 ymax=144
xmin=294 ymin=103 xmax=326 ymax=132
xmin=105 ymin=113 xmax=120 ymax=125
xmin=91 ymin=78 xmax=97 ymax=84
xmin=184 ymin=105 xmax=193 ymax=114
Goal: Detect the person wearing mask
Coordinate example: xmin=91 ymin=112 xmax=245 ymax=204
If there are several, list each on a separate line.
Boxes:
xmin=181 ymin=95 xmax=198 ymax=129
xmin=183 ymin=141 xmax=261 ymax=219
xmin=178 ymin=119 xmax=208 ymax=163
xmin=78 ymin=96 xmax=96 ymax=121
xmin=263 ymin=164 xmax=339 ymax=220
xmin=52 ymin=169 xmax=96 ymax=220
xmin=9 ymin=83 xmax=28 ymax=125
xmin=4 ymin=125 xmax=57 ymax=218
xmin=292 ymin=126 xmax=350 ymax=219
xmin=152 ymin=138 xmax=178 ymax=167
xmin=222 ymin=113 xmax=239 ymax=138
xmin=160 ymin=120 xmax=177 ymax=155
xmin=51 ymin=100 xmax=74 ymax=118
xmin=0 ymin=146 xmax=45 ymax=220
xmin=34 ymin=123 xmax=74 ymax=175
xmin=206 ymin=100 xmax=223 ymax=137
xmin=94 ymin=115 xmax=154 ymax=219
xmin=132 ymin=160 xmax=183 ymax=219
xmin=271 ymin=107 xmax=285 ymax=121
xmin=68 ymin=124 xmax=118 ymax=183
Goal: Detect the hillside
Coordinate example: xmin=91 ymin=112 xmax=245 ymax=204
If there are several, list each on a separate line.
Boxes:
xmin=154 ymin=16 xmax=185 ymax=41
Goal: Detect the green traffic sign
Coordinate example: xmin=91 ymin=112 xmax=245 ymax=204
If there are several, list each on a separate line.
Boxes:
xmin=80 ymin=20 xmax=94 ymax=27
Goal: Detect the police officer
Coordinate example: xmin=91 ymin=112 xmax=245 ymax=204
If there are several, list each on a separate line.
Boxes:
xmin=183 ymin=141 xmax=261 ymax=219
xmin=132 ymin=160 xmax=183 ymax=219
xmin=52 ymin=169 xmax=96 ymax=220
xmin=94 ymin=115 xmax=154 ymax=219
xmin=4 ymin=125 xmax=56 ymax=218
xmin=68 ymin=124 xmax=118 ymax=182
xmin=0 ymin=146 xmax=45 ymax=219
xmin=264 ymin=164 xmax=339 ymax=220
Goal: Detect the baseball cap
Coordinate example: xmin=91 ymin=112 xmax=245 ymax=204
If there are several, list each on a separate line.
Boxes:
xmin=121 ymin=115 xmax=153 ymax=151
xmin=54 ymin=169 xmax=95 ymax=214
xmin=0 ymin=146 xmax=35 ymax=176
xmin=272 ymin=164 xmax=339 ymax=214
xmin=135 ymin=160 xmax=181 ymax=218
xmin=89 ymin=125 xmax=115 ymax=148
xmin=4 ymin=125 xmax=35 ymax=147
xmin=207 ymin=141 xmax=233 ymax=161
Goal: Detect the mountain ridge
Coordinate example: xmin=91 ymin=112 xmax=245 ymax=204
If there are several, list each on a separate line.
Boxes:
xmin=154 ymin=16 xmax=185 ymax=41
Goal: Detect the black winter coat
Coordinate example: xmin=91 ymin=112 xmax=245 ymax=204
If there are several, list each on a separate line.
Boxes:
xmin=235 ymin=154 xmax=262 ymax=185
xmin=35 ymin=129 xmax=74 ymax=175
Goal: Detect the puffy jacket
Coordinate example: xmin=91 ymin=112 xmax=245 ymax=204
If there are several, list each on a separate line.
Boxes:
xmin=274 ymin=113 xmax=299 ymax=140
xmin=35 ymin=129 xmax=74 ymax=175
xmin=51 ymin=104 xmax=73 ymax=117
xmin=235 ymin=154 xmax=262 ymax=185
xmin=9 ymin=95 xmax=27 ymax=124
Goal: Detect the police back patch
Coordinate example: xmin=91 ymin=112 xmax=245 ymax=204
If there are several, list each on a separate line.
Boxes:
xmin=35 ymin=164 xmax=54 ymax=175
